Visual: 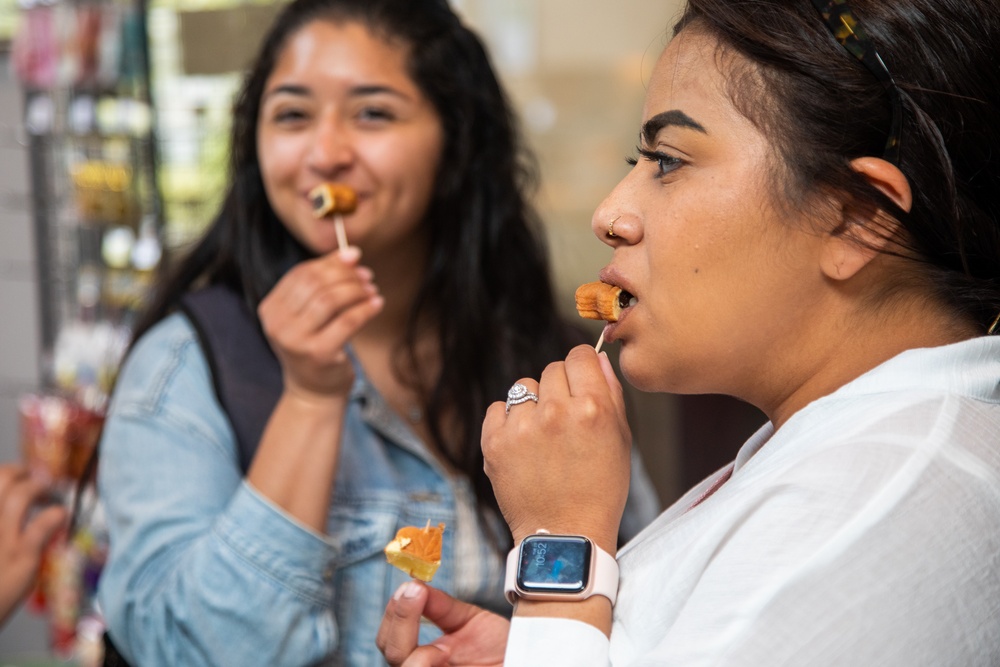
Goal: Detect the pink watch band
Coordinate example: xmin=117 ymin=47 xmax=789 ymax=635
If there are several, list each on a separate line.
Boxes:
xmin=504 ymin=535 xmax=619 ymax=605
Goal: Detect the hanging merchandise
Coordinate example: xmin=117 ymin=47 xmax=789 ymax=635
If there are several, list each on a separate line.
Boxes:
xmin=14 ymin=0 xmax=162 ymax=661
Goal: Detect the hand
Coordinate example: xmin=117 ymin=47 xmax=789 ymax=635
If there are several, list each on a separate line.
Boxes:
xmin=259 ymin=247 xmax=383 ymax=403
xmin=482 ymin=345 xmax=632 ymax=552
xmin=377 ymin=581 xmax=509 ymax=667
xmin=0 ymin=464 xmax=67 ymax=626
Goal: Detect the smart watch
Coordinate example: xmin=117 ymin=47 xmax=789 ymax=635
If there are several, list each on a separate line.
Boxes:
xmin=504 ymin=530 xmax=619 ymax=605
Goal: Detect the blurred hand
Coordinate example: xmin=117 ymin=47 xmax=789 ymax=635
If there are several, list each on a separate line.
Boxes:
xmin=482 ymin=345 xmax=632 ymax=552
xmin=259 ymin=247 xmax=383 ymax=404
xmin=0 ymin=463 xmax=67 ymax=627
xmin=377 ymin=581 xmax=508 ymax=667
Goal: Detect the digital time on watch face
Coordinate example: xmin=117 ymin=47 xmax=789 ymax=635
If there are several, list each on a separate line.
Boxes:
xmin=516 ymin=535 xmax=591 ymax=594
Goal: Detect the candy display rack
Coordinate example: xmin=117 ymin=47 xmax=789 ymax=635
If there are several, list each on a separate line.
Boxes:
xmin=12 ymin=0 xmax=161 ymax=661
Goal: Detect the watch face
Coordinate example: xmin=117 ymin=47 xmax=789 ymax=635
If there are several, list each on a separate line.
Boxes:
xmin=516 ymin=535 xmax=591 ymax=595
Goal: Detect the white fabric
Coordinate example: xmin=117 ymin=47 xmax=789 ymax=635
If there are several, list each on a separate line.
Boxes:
xmin=505 ymin=336 xmax=1000 ymax=666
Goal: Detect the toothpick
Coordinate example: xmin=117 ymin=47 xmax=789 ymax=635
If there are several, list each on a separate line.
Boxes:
xmin=334 ymin=214 xmax=349 ymax=251
xmin=594 ymin=330 xmax=606 ymax=354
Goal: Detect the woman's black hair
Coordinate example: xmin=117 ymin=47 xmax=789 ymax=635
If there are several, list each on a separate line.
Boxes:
xmin=676 ymin=0 xmax=1000 ymax=331
xmin=109 ymin=0 xmax=578 ymax=545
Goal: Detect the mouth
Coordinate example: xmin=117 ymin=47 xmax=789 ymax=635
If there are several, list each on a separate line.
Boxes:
xmin=617 ymin=288 xmax=637 ymax=312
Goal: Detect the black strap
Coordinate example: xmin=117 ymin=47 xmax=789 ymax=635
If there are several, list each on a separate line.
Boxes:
xmin=178 ymin=285 xmax=284 ymax=473
xmin=102 ymin=631 xmax=132 ymax=666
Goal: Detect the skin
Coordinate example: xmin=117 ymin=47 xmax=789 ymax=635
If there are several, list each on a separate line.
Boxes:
xmin=376 ymin=27 xmax=978 ymax=665
xmin=257 ymin=20 xmax=443 ymax=260
xmin=248 ymin=20 xmax=446 ymax=531
xmin=0 ymin=464 xmax=67 ymax=628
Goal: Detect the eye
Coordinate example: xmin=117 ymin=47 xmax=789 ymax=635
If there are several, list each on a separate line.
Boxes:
xmin=357 ymin=106 xmax=396 ymax=123
xmin=270 ymin=107 xmax=309 ymax=125
xmin=633 ymin=146 xmax=682 ymax=177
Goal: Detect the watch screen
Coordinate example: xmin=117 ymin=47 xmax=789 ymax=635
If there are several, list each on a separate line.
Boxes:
xmin=517 ymin=535 xmax=591 ymax=594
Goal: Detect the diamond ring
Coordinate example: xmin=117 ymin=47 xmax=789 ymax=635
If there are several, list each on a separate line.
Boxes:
xmin=505 ymin=383 xmax=539 ymax=414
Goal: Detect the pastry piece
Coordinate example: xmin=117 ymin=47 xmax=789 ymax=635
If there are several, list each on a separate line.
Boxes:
xmin=575 ymin=281 xmax=624 ymax=322
xmin=309 ymin=183 xmax=358 ymax=218
xmin=384 ymin=522 xmax=445 ymax=582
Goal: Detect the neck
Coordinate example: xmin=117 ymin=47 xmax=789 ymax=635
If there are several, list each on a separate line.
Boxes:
xmin=758 ymin=293 xmax=978 ymax=430
xmin=354 ymin=234 xmax=431 ymax=346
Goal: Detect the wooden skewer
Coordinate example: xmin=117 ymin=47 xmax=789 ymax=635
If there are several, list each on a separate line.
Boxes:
xmin=334 ymin=214 xmax=349 ymax=251
xmin=594 ymin=330 xmax=606 ymax=354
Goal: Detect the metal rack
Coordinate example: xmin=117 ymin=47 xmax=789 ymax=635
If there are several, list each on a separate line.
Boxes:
xmin=16 ymin=0 xmax=163 ymax=402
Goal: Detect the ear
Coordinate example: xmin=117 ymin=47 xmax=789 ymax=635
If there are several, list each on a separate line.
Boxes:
xmin=850 ymin=157 xmax=912 ymax=213
xmin=819 ymin=157 xmax=913 ymax=282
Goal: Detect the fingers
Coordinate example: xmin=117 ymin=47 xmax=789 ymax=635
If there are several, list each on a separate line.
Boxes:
xmin=0 ymin=464 xmax=27 ymax=508
xmin=378 ymin=582 xmax=506 ymax=667
xmin=259 ymin=251 xmax=384 ymax=399
xmin=268 ymin=247 xmax=366 ymax=314
xmin=378 ymin=582 xmax=453 ymax=667
xmin=500 ymin=345 xmax=622 ymax=421
xmin=422 ymin=584 xmax=492 ymax=635
xmin=0 ymin=471 xmax=57 ymax=539
xmin=261 ymin=251 xmax=381 ymax=346
xmin=564 ymin=345 xmax=625 ymax=415
xmin=22 ymin=505 xmax=68 ymax=554
xmin=377 ymin=581 xmax=428 ymax=666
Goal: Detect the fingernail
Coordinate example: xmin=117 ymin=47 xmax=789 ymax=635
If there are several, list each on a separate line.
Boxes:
xmin=393 ymin=581 xmax=422 ymax=601
xmin=338 ymin=246 xmax=361 ymax=262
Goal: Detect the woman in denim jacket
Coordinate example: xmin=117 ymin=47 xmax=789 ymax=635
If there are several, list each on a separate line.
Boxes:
xmin=93 ymin=0 xmax=659 ymax=665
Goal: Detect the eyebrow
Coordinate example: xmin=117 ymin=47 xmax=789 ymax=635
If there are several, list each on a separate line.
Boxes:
xmin=262 ymin=83 xmax=411 ymax=101
xmin=641 ymin=110 xmax=707 ymax=145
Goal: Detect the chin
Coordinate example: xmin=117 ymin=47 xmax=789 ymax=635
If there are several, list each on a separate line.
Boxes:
xmin=619 ymin=345 xmax=688 ymax=394
xmin=618 ymin=352 xmax=658 ymax=393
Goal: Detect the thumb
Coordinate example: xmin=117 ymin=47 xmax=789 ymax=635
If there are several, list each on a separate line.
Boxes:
xmin=24 ymin=505 xmax=68 ymax=554
xmin=422 ymin=583 xmax=486 ymax=634
xmin=378 ymin=581 xmax=430 ymax=665
xmin=598 ymin=352 xmax=626 ymax=408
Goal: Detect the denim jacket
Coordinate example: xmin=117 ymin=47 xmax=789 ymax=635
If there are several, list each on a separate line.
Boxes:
xmin=97 ymin=313 xmax=660 ymax=666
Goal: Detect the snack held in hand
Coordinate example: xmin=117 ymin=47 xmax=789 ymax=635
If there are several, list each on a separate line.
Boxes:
xmin=309 ymin=183 xmax=358 ymax=218
xmin=384 ymin=521 xmax=445 ymax=582
xmin=575 ymin=281 xmax=633 ymax=322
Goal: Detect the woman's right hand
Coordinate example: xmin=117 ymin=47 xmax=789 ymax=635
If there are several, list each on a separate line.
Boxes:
xmin=259 ymin=247 xmax=383 ymax=403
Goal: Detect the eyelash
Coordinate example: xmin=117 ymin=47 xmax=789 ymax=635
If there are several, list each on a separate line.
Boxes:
xmin=359 ymin=107 xmax=395 ymax=122
xmin=274 ymin=109 xmax=303 ymax=121
xmin=626 ymin=146 xmax=682 ymax=176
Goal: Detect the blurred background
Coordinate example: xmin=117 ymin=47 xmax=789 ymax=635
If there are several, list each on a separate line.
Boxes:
xmin=0 ymin=0 xmax=764 ymax=662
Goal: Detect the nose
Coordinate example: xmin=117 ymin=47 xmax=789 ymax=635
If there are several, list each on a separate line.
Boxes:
xmin=591 ymin=173 xmax=641 ymax=246
xmin=307 ymin=115 xmax=354 ymax=174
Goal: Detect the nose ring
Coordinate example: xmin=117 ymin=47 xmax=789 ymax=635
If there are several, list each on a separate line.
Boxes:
xmin=607 ymin=216 xmax=621 ymax=238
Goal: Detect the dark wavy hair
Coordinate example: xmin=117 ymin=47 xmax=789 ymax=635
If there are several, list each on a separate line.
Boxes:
xmin=676 ymin=0 xmax=1000 ymax=331
xmin=115 ymin=0 xmax=580 ymax=542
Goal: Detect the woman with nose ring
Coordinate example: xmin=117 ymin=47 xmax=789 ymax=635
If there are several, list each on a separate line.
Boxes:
xmin=378 ymin=0 xmax=1000 ymax=664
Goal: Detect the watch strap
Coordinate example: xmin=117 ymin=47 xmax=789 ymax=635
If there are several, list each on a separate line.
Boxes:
xmin=504 ymin=536 xmax=619 ymax=605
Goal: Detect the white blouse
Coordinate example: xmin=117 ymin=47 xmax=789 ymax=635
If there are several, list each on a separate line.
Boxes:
xmin=505 ymin=336 xmax=1000 ymax=666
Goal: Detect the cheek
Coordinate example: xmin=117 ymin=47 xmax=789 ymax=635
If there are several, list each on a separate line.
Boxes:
xmin=257 ymin=130 xmax=302 ymax=189
xmin=375 ymin=128 xmax=443 ymax=201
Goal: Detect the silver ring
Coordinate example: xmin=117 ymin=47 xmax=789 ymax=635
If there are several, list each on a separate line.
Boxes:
xmin=505 ymin=383 xmax=539 ymax=414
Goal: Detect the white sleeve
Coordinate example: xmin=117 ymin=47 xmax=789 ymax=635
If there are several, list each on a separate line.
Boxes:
xmin=504 ymin=617 xmax=611 ymax=666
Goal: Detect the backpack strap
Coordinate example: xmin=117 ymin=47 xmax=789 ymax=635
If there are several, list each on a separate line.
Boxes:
xmin=178 ymin=285 xmax=283 ymax=473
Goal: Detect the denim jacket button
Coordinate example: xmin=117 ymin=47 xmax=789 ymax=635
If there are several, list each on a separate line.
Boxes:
xmin=322 ymin=564 xmax=334 ymax=582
